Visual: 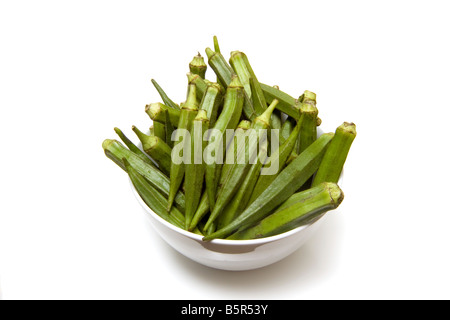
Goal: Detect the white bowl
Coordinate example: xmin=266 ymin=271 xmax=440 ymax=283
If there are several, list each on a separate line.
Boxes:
xmin=131 ymin=130 xmax=342 ymax=271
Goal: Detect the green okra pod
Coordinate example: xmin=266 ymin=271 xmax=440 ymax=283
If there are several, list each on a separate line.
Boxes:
xmin=132 ymin=126 xmax=172 ymax=176
xmin=248 ymin=114 xmax=303 ymax=204
xmin=203 ymin=132 xmax=334 ymax=240
xmin=296 ymin=91 xmax=318 ymax=155
xmin=167 ymin=84 xmax=199 ymax=211
xmin=279 ymin=117 xmax=296 ymax=145
xmin=199 ymin=82 xmax=223 ymax=128
xmin=153 ymin=121 xmax=166 ymax=142
xmin=145 ymin=102 xmax=181 ymax=128
xmin=204 ymin=75 xmax=244 ymax=212
xmin=228 ymin=182 xmax=344 ymax=240
xmin=205 ymin=47 xmax=235 ymax=89
xmin=217 ymin=142 xmax=268 ymax=229
xmin=312 ymin=122 xmax=357 ymax=187
xmin=114 ymin=127 xmax=154 ymax=166
xmin=151 ymin=79 xmax=180 ymax=110
xmin=204 ymin=99 xmax=278 ymax=231
xmin=189 ymin=53 xmax=207 ymax=79
xmin=260 ymin=83 xmax=300 ymax=120
xmin=102 ymin=139 xmax=186 ymax=213
xmin=206 ymin=48 xmax=256 ymax=121
xmin=164 ymin=109 xmax=175 ymax=148
xmin=184 ymin=110 xmax=209 ymax=229
xmin=123 ymin=158 xmax=185 ymax=229
xmin=187 ymin=120 xmax=250 ymax=231
xmin=187 ymin=72 xmax=208 ymax=102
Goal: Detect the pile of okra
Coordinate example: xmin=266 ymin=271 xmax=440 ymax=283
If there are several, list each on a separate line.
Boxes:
xmin=103 ymin=37 xmax=356 ymax=241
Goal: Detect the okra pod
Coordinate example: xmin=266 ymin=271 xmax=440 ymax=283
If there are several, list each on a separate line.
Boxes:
xmin=184 ymin=110 xmax=209 ymax=229
xmin=312 ymin=122 xmax=357 ymax=187
xmin=187 ymin=72 xmax=208 ymax=102
xmin=187 ymin=120 xmax=250 ymax=231
xmin=132 ymin=126 xmax=172 ymax=176
xmin=228 ymin=182 xmax=343 ymax=240
xmin=203 ymin=132 xmax=334 ymax=240
xmin=204 ymin=99 xmax=278 ymax=230
xmin=145 ymin=102 xmax=181 ymax=128
xmin=123 ymin=158 xmax=185 ymax=229
xmin=102 ymin=139 xmax=186 ymax=212
xmin=189 ymin=53 xmax=207 ymax=79
xmin=217 ymin=142 xmax=268 ymax=229
xmin=260 ymin=83 xmax=300 ymax=120
xmin=167 ymin=84 xmax=199 ymax=211
xmin=205 ymin=47 xmax=235 ymax=89
xmin=248 ymin=114 xmax=303 ymax=204
xmin=199 ymin=82 xmax=223 ymax=128
xmin=114 ymin=127 xmax=154 ymax=166
xmin=164 ymin=109 xmax=175 ymax=148
xmin=151 ymin=79 xmax=180 ymax=110
xmin=296 ymin=92 xmax=318 ymax=155
xmin=153 ymin=121 xmax=166 ymax=142
xmin=206 ymin=48 xmax=256 ymax=121
xmin=279 ymin=117 xmax=296 ymax=145
xmin=204 ymin=75 xmax=244 ymax=212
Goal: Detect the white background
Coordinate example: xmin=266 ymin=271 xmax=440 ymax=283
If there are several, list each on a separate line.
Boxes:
xmin=1 ymin=0 xmax=449 ymax=300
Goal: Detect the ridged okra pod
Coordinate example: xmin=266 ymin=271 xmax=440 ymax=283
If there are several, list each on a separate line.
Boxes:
xmin=312 ymin=122 xmax=357 ymax=187
xmin=150 ymin=79 xmax=180 ymax=110
xmin=260 ymin=83 xmax=300 ymax=120
xmin=296 ymin=91 xmax=318 ymax=155
xmin=279 ymin=117 xmax=296 ymax=145
xmin=205 ymin=48 xmax=256 ymax=121
xmin=204 ymin=75 xmax=244 ymax=212
xmin=184 ymin=110 xmax=209 ymax=229
xmin=124 ymin=159 xmax=185 ymax=229
xmin=199 ymin=82 xmax=223 ymax=128
xmin=204 ymin=99 xmax=278 ymax=231
xmin=102 ymin=139 xmax=186 ymax=212
xmin=248 ymin=114 xmax=303 ymax=204
xmin=153 ymin=121 xmax=166 ymax=142
xmin=203 ymin=132 xmax=334 ymax=240
xmin=187 ymin=120 xmax=250 ymax=231
xmin=132 ymin=126 xmax=172 ymax=176
xmin=164 ymin=109 xmax=175 ymax=148
xmin=114 ymin=127 xmax=154 ymax=166
xmin=145 ymin=102 xmax=181 ymax=128
xmin=167 ymin=84 xmax=199 ymax=211
xmin=189 ymin=53 xmax=207 ymax=79
xmin=228 ymin=182 xmax=344 ymax=240
xmin=187 ymin=72 xmax=208 ymax=102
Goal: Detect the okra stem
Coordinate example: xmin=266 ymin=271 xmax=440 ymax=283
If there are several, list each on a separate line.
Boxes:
xmin=260 ymin=83 xmax=300 ymax=120
xmin=189 ymin=53 xmax=207 ymax=79
xmin=145 ymin=102 xmax=180 ymax=127
xmin=312 ymin=122 xmax=356 ymax=187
